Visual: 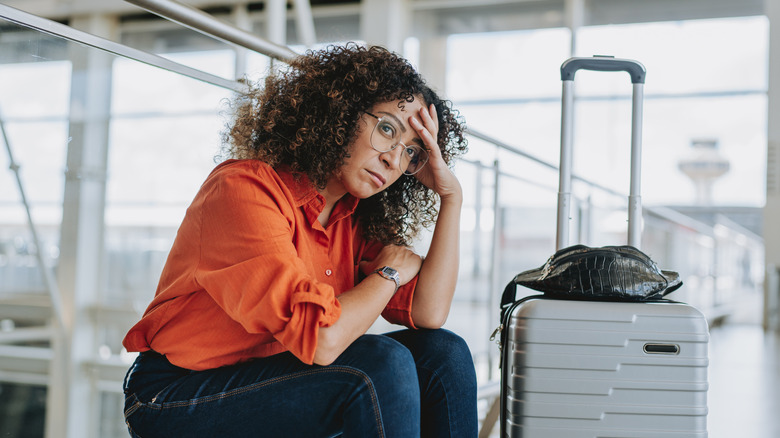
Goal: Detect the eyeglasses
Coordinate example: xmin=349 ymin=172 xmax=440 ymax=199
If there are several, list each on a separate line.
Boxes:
xmin=365 ymin=112 xmax=429 ymax=175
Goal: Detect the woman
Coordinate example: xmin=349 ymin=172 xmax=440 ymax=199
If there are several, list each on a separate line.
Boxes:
xmin=122 ymin=43 xmax=476 ymax=438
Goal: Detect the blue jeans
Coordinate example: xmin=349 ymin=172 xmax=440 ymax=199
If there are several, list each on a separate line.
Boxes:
xmin=123 ymin=328 xmax=477 ymax=437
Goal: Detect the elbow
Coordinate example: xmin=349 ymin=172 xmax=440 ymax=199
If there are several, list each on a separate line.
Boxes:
xmin=412 ymin=309 xmax=449 ymax=330
xmin=312 ymin=351 xmax=337 ymax=366
xmin=416 ymin=318 xmax=447 ymax=330
xmin=312 ymin=328 xmax=341 ymax=366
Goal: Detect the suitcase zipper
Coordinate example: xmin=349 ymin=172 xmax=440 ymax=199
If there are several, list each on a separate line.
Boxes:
xmin=489 ymin=324 xmax=503 ymax=348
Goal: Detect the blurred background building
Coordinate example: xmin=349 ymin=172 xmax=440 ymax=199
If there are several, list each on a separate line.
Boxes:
xmin=0 ymin=0 xmax=777 ymax=437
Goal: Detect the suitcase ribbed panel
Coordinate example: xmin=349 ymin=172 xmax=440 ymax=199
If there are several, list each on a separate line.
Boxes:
xmin=503 ymin=299 xmax=709 ymax=438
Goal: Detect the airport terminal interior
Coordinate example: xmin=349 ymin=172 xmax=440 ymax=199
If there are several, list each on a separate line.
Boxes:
xmin=0 ymin=0 xmax=779 ymax=436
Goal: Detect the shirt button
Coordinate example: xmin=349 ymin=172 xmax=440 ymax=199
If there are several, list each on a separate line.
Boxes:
xmin=325 ymin=269 xmax=333 ymax=276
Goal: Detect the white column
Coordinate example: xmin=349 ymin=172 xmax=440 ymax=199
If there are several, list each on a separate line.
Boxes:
xmin=416 ymin=35 xmax=448 ymax=96
xmin=267 ymin=0 xmax=287 ymax=45
xmin=411 ymin=9 xmax=447 ymax=96
xmin=360 ymin=0 xmax=410 ymax=53
xmin=232 ymin=4 xmax=251 ymax=80
xmin=292 ymin=0 xmax=316 ymax=47
xmin=765 ymin=0 xmax=780 ymax=331
xmin=564 ymin=0 xmax=584 ymax=56
xmin=45 ymin=13 xmax=116 ymax=438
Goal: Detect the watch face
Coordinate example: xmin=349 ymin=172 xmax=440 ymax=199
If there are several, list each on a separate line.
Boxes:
xmin=376 ymin=266 xmax=400 ymax=288
xmin=381 ymin=266 xmax=399 ymax=278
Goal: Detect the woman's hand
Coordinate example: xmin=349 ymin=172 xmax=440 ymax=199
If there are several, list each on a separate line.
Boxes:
xmin=358 ymin=244 xmax=422 ymax=286
xmin=408 ymin=104 xmax=462 ymax=202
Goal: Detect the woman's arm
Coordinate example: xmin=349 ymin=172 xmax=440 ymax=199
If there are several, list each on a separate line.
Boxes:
xmin=410 ymin=189 xmax=462 ymax=328
xmin=314 ymin=244 xmax=422 ymax=365
xmin=407 ymin=104 xmax=464 ymax=328
xmin=316 ymin=102 xmax=463 ymax=362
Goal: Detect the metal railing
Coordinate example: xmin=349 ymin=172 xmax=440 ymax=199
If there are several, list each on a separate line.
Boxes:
xmin=0 ymin=3 xmax=248 ymax=93
xmin=124 ymin=0 xmax=299 ymax=62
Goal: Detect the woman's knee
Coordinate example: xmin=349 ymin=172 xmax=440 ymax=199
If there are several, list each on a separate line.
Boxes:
xmin=427 ymin=330 xmax=475 ymax=380
xmin=335 ymin=335 xmax=419 ymax=394
xmin=387 ymin=329 xmax=477 ymax=395
xmin=424 ymin=329 xmax=471 ymax=358
xmin=388 ymin=329 xmax=473 ymax=366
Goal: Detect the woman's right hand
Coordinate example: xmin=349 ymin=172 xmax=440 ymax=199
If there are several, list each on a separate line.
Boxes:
xmin=359 ymin=245 xmax=422 ymax=286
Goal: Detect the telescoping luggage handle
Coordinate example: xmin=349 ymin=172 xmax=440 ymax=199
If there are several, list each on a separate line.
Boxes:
xmin=557 ymin=56 xmax=647 ymax=251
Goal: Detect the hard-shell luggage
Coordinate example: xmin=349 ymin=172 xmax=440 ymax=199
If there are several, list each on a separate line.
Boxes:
xmin=498 ymin=296 xmax=709 ymax=437
xmin=497 ymin=57 xmax=710 ymax=437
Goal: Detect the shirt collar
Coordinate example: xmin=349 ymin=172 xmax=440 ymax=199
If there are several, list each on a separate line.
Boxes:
xmin=276 ymin=166 xmax=360 ymax=218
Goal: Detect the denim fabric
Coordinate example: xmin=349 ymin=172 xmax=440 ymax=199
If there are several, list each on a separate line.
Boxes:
xmin=123 ymin=328 xmax=477 ymax=438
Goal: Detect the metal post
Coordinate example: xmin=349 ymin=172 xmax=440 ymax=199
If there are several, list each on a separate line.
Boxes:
xmin=473 ymin=164 xmax=483 ymax=278
xmin=765 ymin=0 xmax=780 ymax=318
xmin=488 ymin=160 xmax=501 ymax=380
xmin=764 ymin=265 xmax=779 ymax=331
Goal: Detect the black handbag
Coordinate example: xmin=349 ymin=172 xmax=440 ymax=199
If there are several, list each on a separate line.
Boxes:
xmin=506 ymin=244 xmax=682 ymax=302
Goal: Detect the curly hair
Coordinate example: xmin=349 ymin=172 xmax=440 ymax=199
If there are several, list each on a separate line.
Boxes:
xmin=222 ymin=43 xmax=467 ymax=246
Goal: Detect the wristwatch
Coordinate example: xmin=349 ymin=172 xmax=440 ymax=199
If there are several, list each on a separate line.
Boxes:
xmin=372 ymin=266 xmax=401 ymax=293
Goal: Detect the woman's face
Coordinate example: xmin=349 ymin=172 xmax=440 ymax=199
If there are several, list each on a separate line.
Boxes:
xmin=327 ymin=96 xmax=427 ymax=200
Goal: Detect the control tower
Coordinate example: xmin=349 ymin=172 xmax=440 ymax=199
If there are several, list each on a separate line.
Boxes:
xmin=677 ymin=138 xmax=731 ymax=205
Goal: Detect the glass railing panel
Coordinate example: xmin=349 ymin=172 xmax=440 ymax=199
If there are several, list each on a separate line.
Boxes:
xmin=0 ymin=22 xmax=70 ymax=297
xmin=458 ymin=102 xmax=563 ymax=166
xmin=1 ymin=9 xmax=250 ymax=436
xmin=0 ymin=17 xmax=80 ymax=438
xmin=106 ymin=56 xmax=236 ymax=311
xmin=121 ymin=23 xmax=239 ymax=80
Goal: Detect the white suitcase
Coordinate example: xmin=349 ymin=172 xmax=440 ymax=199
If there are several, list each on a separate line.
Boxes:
xmin=498 ymin=57 xmax=710 ymax=437
xmin=500 ymin=296 xmax=709 ymax=437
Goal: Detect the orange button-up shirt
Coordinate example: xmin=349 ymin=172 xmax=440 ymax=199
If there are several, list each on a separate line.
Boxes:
xmin=122 ymin=159 xmax=417 ymax=370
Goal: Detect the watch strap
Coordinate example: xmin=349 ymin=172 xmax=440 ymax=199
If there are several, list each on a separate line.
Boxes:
xmin=372 ymin=266 xmax=400 ymax=292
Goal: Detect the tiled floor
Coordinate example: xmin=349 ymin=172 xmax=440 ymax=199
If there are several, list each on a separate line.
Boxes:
xmin=708 ymin=323 xmax=780 ymax=438
xmin=707 ymin=289 xmax=780 ymax=438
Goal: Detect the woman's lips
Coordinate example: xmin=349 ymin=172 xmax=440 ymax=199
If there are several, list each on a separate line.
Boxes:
xmin=367 ymin=170 xmax=386 ymax=187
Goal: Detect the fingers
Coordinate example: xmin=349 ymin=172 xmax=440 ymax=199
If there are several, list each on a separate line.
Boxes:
xmin=428 ymin=103 xmax=439 ymax=133
xmin=419 ymin=104 xmax=439 ymax=139
xmin=409 ymin=104 xmax=439 ymax=152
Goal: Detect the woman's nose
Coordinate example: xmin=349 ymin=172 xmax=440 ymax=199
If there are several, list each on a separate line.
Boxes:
xmin=379 ymin=146 xmax=404 ymax=172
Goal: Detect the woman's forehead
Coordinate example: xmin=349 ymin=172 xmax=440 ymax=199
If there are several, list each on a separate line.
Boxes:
xmin=371 ymin=96 xmax=425 ymax=114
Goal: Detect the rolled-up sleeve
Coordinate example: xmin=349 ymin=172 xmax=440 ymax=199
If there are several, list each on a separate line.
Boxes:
xmin=194 ymin=168 xmax=340 ymax=364
xmin=381 ymin=277 xmax=418 ymax=329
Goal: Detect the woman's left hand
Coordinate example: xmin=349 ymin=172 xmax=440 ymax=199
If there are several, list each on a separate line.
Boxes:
xmin=409 ymin=104 xmax=462 ymax=201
